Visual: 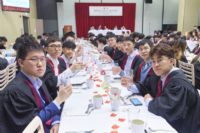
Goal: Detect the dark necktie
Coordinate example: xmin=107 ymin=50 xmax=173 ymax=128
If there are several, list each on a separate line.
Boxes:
xmin=156 ymin=80 xmax=162 ymax=97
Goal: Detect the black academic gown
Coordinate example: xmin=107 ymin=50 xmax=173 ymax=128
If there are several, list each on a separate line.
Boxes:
xmin=104 ymin=46 xmax=114 ymax=58
xmin=118 ymin=53 xmax=144 ymax=70
xmin=40 ymin=58 xmax=66 ymax=99
xmin=135 ymin=70 xmax=200 ymax=133
xmin=40 ymin=39 xmax=46 ymax=47
xmin=192 ymin=47 xmax=200 ymax=55
xmin=91 ymin=38 xmax=98 ymax=48
xmin=111 ymin=48 xmax=124 ymax=63
xmin=0 ymin=75 xmax=54 ymax=133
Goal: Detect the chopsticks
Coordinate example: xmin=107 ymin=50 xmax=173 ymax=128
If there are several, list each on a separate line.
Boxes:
xmin=106 ymin=89 xmax=121 ymax=100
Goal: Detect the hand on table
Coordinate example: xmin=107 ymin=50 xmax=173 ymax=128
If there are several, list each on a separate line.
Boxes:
xmin=121 ymin=75 xmax=133 ymax=89
xmin=50 ymin=124 xmax=59 ymax=133
xmin=70 ymin=62 xmax=84 ymax=72
xmin=144 ymin=94 xmax=153 ymax=102
xmin=112 ymin=66 xmax=122 ymax=75
xmin=55 ymin=84 xmax=72 ymax=105
xmin=99 ymin=54 xmax=112 ymax=63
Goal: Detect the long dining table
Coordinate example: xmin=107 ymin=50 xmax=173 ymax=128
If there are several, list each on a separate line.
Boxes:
xmin=58 ymin=53 xmax=177 ymax=133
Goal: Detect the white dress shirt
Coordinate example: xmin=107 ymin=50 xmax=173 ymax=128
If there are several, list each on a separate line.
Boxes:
xmin=124 ymin=50 xmax=139 ymax=70
xmin=46 ymin=54 xmax=73 ymax=87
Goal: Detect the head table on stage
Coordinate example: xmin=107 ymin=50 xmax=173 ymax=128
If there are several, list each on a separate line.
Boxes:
xmin=88 ymin=30 xmax=131 ymax=36
xmin=58 ymin=51 xmax=177 ymax=133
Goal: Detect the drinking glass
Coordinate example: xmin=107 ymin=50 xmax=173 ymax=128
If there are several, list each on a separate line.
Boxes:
xmin=112 ymin=63 xmax=120 ymax=75
xmin=127 ymin=107 xmax=140 ymax=129
xmin=124 ymin=69 xmax=133 ymax=87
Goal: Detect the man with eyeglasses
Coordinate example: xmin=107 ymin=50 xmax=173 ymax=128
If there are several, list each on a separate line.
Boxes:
xmin=41 ymin=36 xmax=84 ymax=99
xmin=0 ymin=42 xmax=73 ymax=133
xmin=122 ymin=43 xmax=200 ymax=133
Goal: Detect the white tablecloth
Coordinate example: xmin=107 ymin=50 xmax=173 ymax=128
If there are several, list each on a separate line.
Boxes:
xmin=58 ymin=54 xmax=177 ymax=133
xmin=5 ymin=56 xmax=16 ymax=64
xmin=88 ymin=30 xmax=131 ymax=36
xmin=187 ymin=41 xmax=197 ymax=51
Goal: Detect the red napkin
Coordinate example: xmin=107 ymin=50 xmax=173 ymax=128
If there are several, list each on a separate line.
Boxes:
xmin=118 ymin=118 xmax=126 ymax=122
xmin=102 ymin=94 xmax=107 ymax=97
xmin=92 ymin=64 xmax=95 ymax=66
xmin=110 ymin=131 xmax=118 ymax=133
xmin=96 ymin=84 xmax=100 ymax=87
xmin=110 ymin=113 xmax=117 ymax=117
xmin=90 ymin=75 xmax=93 ymax=79
xmin=94 ymin=76 xmax=99 ymax=78
xmin=111 ymin=124 xmax=119 ymax=129
xmin=95 ymin=72 xmax=99 ymax=74
xmin=105 ymin=100 xmax=110 ymax=104
xmin=101 ymin=70 xmax=106 ymax=75
xmin=93 ymin=91 xmax=98 ymax=94
xmin=85 ymin=66 xmax=88 ymax=71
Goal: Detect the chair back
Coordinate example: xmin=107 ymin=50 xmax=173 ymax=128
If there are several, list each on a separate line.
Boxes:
xmin=0 ymin=67 xmax=8 ymax=91
xmin=178 ymin=60 xmax=195 ymax=86
xmin=22 ymin=116 xmax=44 ymax=133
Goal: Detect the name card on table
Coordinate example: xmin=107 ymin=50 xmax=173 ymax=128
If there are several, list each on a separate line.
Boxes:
xmin=101 ymin=82 xmax=109 ymax=90
xmin=89 ymin=6 xmax=123 ymax=16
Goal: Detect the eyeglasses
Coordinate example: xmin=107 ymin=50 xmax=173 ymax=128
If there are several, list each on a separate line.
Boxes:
xmin=138 ymin=47 xmax=150 ymax=52
xmin=48 ymin=45 xmax=62 ymax=50
xmin=24 ymin=58 xmax=46 ymax=64
xmin=151 ymin=59 xmax=170 ymax=65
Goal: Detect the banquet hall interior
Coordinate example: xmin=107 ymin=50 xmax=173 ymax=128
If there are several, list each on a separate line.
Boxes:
xmin=0 ymin=0 xmax=200 ymax=133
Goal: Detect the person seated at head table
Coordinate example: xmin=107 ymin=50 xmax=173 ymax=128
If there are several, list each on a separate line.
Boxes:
xmin=113 ymin=25 xmax=118 ymax=30
xmin=40 ymin=36 xmax=85 ymax=99
xmin=169 ymin=40 xmax=188 ymax=67
xmin=191 ymin=53 xmax=200 ymax=90
xmin=100 ymin=36 xmax=143 ymax=73
xmin=62 ymin=33 xmax=75 ymax=43
xmin=0 ymin=42 xmax=73 ymax=133
xmin=98 ymin=37 xmax=113 ymax=57
xmin=191 ymin=37 xmax=200 ymax=55
xmin=121 ymin=31 xmax=125 ymax=36
xmin=104 ymin=26 xmax=108 ymax=30
xmin=89 ymin=25 xmax=95 ymax=31
xmin=112 ymin=39 xmax=153 ymax=80
xmin=121 ymin=25 xmax=126 ymax=30
xmin=160 ymin=33 xmax=170 ymax=45
xmin=0 ymin=36 xmax=7 ymax=49
xmin=121 ymin=43 xmax=200 ymax=133
xmin=97 ymin=25 xmax=102 ymax=30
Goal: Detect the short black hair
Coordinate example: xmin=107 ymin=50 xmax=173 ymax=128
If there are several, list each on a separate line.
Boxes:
xmin=0 ymin=37 xmax=7 ymax=42
xmin=106 ymin=31 xmax=113 ymax=35
xmin=176 ymin=31 xmax=182 ymax=36
xmin=107 ymin=33 xmax=116 ymax=39
xmin=122 ymin=31 xmax=125 ymax=34
xmin=156 ymin=34 xmax=162 ymax=38
xmin=132 ymin=32 xmax=140 ymax=38
xmin=174 ymin=35 xmax=181 ymax=40
xmin=122 ymin=36 xmax=135 ymax=44
xmin=24 ymin=33 xmax=29 ymax=36
xmin=21 ymin=35 xmax=25 ymax=38
xmin=45 ymin=36 xmax=61 ymax=47
xmin=68 ymin=31 xmax=75 ymax=36
xmin=139 ymin=33 xmax=145 ymax=39
xmin=117 ymin=36 xmax=124 ymax=43
xmin=43 ymin=33 xmax=47 ymax=36
xmin=126 ymin=31 xmax=130 ymax=34
xmin=169 ymin=34 xmax=176 ymax=38
xmin=63 ymin=33 xmax=75 ymax=41
xmin=13 ymin=43 xmax=22 ymax=51
xmin=62 ymin=41 xmax=76 ymax=49
xmin=138 ymin=39 xmax=153 ymax=48
xmin=37 ymin=35 xmax=42 ymax=39
xmin=17 ymin=42 xmax=45 ymax=60
xmin=162 ymin=33 xmax=168 ymax=37
xmin=88 ymin=33 xmax=95 ymax=37
xmin=145 ymin=35 xmax=153 ymax=40
xmin=98 ymin=37 xmax=107 ymax=45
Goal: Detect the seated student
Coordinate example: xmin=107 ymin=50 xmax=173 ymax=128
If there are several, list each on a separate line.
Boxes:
xmin=132 ymin=32 xmax=140 ymax=42
xmin=88 ymin=33 xmax=98 ymax=47
xmin=191 ymin=53 xmax=200 ymax=89
xmin=41 ymin=36 xmax=83 ymax=99
xmin=0 ymin=55 xmax=8 ymax=70
xmin=160 ymin=33 xmax=170 ymax=45
xmin=98 ymin=37 xmax=113 ymax=57
xmin=192 ymin=37 xmax=200 ymax=55
xmin=107 ymin=33 xmax=124 ymax=63
xmin=155 ymin=34 xmax=162 ymax=45
xmin=116 ymin=36 xmax=126 ymax=56
xmin=190 ymin=30 xmax=198 ymax=41
xmin=102 ymin=36 xmax=143 ymax=75
xmin=125 ymin=31 xmax=130 ymax=37
xmin=0 ymin=42 xmax=73 ymax=133
xmin=169 ymin=33 xmax=176 ymax=42
xmin=121 ymin=43 xmax=200 ymax=133
xmin=62 ymin=33 xmax=75 ymax=43
xmin=0 ymin=37 xmax=7 ymax=49
xmin=121 ymin=31 xmax=125 ymax=36
xmin=170 ymin=40 xmax=188 ymax=67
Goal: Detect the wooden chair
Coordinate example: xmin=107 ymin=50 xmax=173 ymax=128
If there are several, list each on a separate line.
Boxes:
xmin=174 ymin=59 xmax=176 ymax=67
xmin=178 ymin=60 xmax=195 ymax=86
xmin=7 ymin=62 xmax=17 ymax=82
xmin=0 ymin=67 xmax=8 ymax=91
xmin=22 ymin=116 xmax=44 ymax=133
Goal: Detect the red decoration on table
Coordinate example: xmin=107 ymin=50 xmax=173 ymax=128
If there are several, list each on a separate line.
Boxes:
xmin=93 ymin=91 xmax=98 ymax=94
xmin=110 ymin=113 xmax=117 ymax=117
xmin=102 ymin=94 xmax=107 ymax=97
xmin=105 ymin=90 xmax=110 ymax=92
xmin=85 ymin=66 xmax=88 ymax=71
xmin=105 ymin=100 xmax=110 ymax=103
xmin=95 ymin=72 xmax=98 ymax=74
xmin=92 ymin=64 xmax=95 ymax=66
xmin=90 ymin=75 xmax=93 ymax=79
xmin=101 ymin=70 xmax=106 ymax=75
xmin=96 ymin=84 xmax=100 ymax=87
xmin=118 ymin=118 xmax=126 ymax=122
xmin=111 ymin=124 xmax=119 ymax=129
xmin=94 ymin=76 xmax=99 ymax=78
xmin=110 ymin=131 xmax=118 ymax=133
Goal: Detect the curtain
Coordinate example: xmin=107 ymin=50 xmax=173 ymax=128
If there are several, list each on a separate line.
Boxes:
xmin=75 ymin=3 xmax=136 ymax=38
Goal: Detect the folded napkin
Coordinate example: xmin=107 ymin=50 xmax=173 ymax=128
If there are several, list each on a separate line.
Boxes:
xmin=62 ymin=110 xmax=87 ymax=117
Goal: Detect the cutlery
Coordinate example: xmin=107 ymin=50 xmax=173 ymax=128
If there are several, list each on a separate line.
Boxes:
xmin=65 ymin=129 xmax=95 ymax=133
xmin=85 ymin=99 xmax=93 ymax=114
xmin=126 ymin=93 xmax=141 ymax=99
xmin=87 ymin=108 xmax=94 ymax=115
xmin=148 ymin=127 xmax=175 ymax=132
xmin=120 ymin=96 xmax=132 ymax=105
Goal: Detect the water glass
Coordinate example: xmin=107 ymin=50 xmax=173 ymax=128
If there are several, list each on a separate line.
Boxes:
xmin=127 ymin=107 xmax=140 ymax=129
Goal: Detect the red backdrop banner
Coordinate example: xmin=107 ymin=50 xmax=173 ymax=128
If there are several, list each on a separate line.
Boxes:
xmin=75 ymin=3 xmax=136 ymax=38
